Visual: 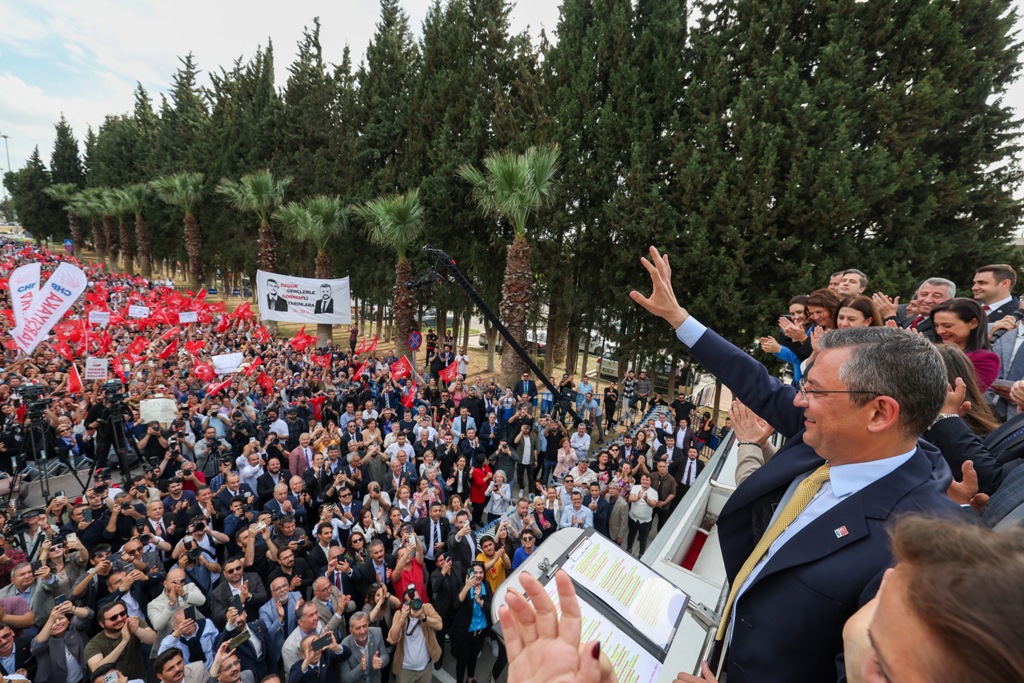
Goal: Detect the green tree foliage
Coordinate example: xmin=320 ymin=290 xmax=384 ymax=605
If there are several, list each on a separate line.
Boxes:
xmin=152 ymin=172 xmax=207 ymax=289
xmin=3 ymin=147 xmax=65 ymax=243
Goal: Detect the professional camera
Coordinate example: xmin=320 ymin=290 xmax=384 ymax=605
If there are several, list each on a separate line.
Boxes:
xmin=19 ymin=383 xmax=53 ymax=418
xmin=101 ymin=379 xmax=127 ymax=405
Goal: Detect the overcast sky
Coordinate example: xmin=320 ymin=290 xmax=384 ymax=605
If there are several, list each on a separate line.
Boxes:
xmin=2 ymin=0 xmax=1023 ymax=191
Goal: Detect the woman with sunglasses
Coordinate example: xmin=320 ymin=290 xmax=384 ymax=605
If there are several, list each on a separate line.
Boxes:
xmin=344 ymin=532 xmax=369 ymax=567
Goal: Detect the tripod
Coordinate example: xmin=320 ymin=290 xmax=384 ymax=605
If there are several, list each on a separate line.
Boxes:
xmin=81 ymin=402 xmax=136 ymax=494
xmin=20 ymin=410 xmax=87 ymax=501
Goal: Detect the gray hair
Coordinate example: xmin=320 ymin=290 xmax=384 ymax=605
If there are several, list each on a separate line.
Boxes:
xmin=818 ymin=327 xmax=946 ymax=436
xmin=918 ymin=277 xmax=957 ymax=300
xmin=843 ymin=269 xmax=868 ymax=289
xmin=349 ymin=611 xmax=370 ymax=627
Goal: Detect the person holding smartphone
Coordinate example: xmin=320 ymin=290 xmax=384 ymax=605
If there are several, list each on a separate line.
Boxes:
xmin=291 ymin=631 xmax=350 ymax=683
xmin=451 ymin=561 xmax=492 ymax=683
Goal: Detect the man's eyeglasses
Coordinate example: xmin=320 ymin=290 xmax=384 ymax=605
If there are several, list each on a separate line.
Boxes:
xmin=106 ymin=610 xmax=128 ymax=621
xmin=797 ymin=379 xmax=880 ymax=402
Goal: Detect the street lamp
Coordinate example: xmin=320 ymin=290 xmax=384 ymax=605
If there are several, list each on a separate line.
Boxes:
xmin=0 ymin=133 xmax=10 ymax=203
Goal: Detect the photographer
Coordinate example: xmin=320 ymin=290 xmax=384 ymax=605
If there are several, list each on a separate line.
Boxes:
xmin=136 ymin=420 xmax=169 ymax=463
xmin=386 ymin=583 xmax=442 ymax=683
xmin=228 ymin=411 xmax=257 ymax=453
xmin=194 ymin=427 xmax=232 ymax=476
xmin=171 ymin=525 xmax=223 ymax=594
xmin=83 ymin=384 xmax=136 ymax=476
xmin=167 ymin=418 xmax=197 ymax=462
xmin=104 ymin=492 xmax=144 ymax=548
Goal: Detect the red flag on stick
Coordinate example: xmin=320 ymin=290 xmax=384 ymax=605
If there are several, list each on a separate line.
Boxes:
xmin=390 ymin=356 xmax=413 ymax=381
xmin=310 ymin=353 xmax=331 ymax=369
xmin=354 ymin=335 xmax=379 ymax=355
xmin=112 ymin=355 xmax=127 ymax=382
xmin=255 ymin=325 xmax=272 ymax=344
xmin=401 ymin=379 xmax=417 ymax=409
xmin=158 ymin=338 xmax=178 ymax=359
xmin=244 ymin=357 xmax=263 ymax=376
xmin=439 ymin=360 xmax=460 ymax=384
xmin=290 ymin=326 xmax=317 ymax=353
xmin=65 ymin=362 xmax=83 ymax=394
xmin=257 ymin=372 xmax=275 ymax=392
xmin=205 ymin=378 xmax=233 ymax=397
xmin=185 ymin=340 xmax=206 ymax=355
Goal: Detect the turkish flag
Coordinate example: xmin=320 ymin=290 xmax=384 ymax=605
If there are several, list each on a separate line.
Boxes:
xmin=194 ymin=359 xmax=216 ymax=383
xmin=230 ymin=301 xmax=253 ymax=320
xmin=244 ymin=357 xmax=263 ymax=376
xmin=309 ymin=395 xmax=327 ymax=421
xmin=439 ymin=360 xmax=460 ymax=384
xmin=355 ymin=335 xmax=379 ymax=355
xmin=128 ymin=336 xmax=149 ymax=356
xmin=215 ymin=315 xmax=231 ymax=333
xmin=65 ymin=362 xmax=83 ymax=394
xmin=160 ymin=326 xmax=181 ymax=341
xmin=205 ymin=378 xmax=233 ymax=397
xmin=185 ymin=340 xmax=206 ymax=355
xmin=257 ymin=372 xmax=275 ymax=392
xmin=255 ymin=325 xmax=272 ymax=344
xmin=158 ymin=338 xmax=178 ymax=359
xmin=390 ymin=355 xmax=413 ymax=381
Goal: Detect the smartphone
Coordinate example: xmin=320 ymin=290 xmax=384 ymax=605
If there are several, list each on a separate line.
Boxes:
xmin=312 ymin=635 xmax=333 ymax=651
xmin=31 ymin=560 xmax=43 ymax=573
xmin=66 ymin=533 xmax=78 ymax=546
xmin=53 ymin=593 xmax=69 ymax=606
xmin=103 ymin=672 xmax=119 ymax=683
xmin=184 ymin=606 xmax=197 ymax=621
xmin=252 ymin=522 xmax=267 ymax=533
xmin=227 ymin=629 xmax=251 ymax=651
xmin=229 ymin=595 xmax=244 ymax=612
xmin=82 ymin=508 xmax=93 ymax=523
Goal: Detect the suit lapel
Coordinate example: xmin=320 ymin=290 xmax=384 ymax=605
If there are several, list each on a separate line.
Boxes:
xmin=985 ymin=411 xmax=1024 ymax=449
xmin=722 ymin=433 xmax=824 ymax=514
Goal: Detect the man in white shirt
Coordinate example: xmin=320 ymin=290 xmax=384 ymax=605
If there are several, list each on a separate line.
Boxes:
xmin=568 ymin=459 xmax=598 ymax=489
xmin=385 ymin=433 xmax=416 ymax=463
xmin=569 ymin=423 xmax=591 ymax=461
xmin=627 ymin=474 xmax=659 ymax=556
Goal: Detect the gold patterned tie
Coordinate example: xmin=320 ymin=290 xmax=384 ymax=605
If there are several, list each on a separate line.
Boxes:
xmin=715 ymin=464 xmax=831 ymax=641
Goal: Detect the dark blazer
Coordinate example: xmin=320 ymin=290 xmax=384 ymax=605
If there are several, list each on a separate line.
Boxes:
xmin=415 ymin=516 xmax=452 ymax=559
xmin=516 ymin=379 xmax=538 ymax=399
xmin=451 ymin=581 xmax=493 ymax=639
xmin=675 ymin=426 xmax=698 ymax=453
xmin=896 ymin=303 xmax=938 ymax=342
xmin=257 ymin=471 xmax=291 ymax=505
xmin=3 ymin=632 xmax=36 ymax=679
xmin=215 ymin=620 xmax=273 ymax=681
xmin=314 ymin=298 xmax=335 ymax=315
xmin=287 ymin=648 xmax=350 ymax=683
xmin=668 ymin=457 xmax=705 ymax=490
xmin=209 ymin=573 xmax=269 ymax=629
xmin=926 ymin=411 xmax=1024 ymax=495
xmin=987 ymin=296 xmax=1020 ymax=324
xmin=268 ymin=295 xmax=288 ymax=312
xmin=428 ymin=566 xmax=461 ymax=621
xmin=446 ymin=529 xmax=477 ymax=571
xmin=307 ymin=541 xmax=339 ymax=577
xmin=478 ymin=421 xmax=502 ymax=454
xmin=687 ymin=327 xmax=960 ymax=683
xmin=29 ymin=611 xmax=91 ymax=682
xmin=358 ymin=554 xmax=397 ymax=595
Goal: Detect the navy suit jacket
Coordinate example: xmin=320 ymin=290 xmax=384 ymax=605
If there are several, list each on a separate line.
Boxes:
xmin=688 ymin=327 xmax=959 ymax=683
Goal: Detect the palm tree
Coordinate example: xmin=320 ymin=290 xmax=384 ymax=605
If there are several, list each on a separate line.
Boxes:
xmin=77 ymin=188 xmax=108 ymax=268
xmin=105 ymin=189 xmax=135 ymax=272
xmin=275 ymin=195 xmax=351 ymax=344
xmin=43 ymin=183 xmax=83 ymax=257
xmin=357 ymin=190 xmax=425 ymax=359
xmin=152 ymin=172 xmax=206 ymax=290
xmin=116 ymin=184 xmax=153 ymax=278
xmin=88 ymin=187 xmax=120 ymax=267
xmin=458 ymin=145 xmax=560 ymax=387
xmin=216 ymin=170 xmax=292 ymax=273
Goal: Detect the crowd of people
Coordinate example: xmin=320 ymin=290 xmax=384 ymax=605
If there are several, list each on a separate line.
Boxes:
xmin=0 ymin=239 xmax=716 ymax=683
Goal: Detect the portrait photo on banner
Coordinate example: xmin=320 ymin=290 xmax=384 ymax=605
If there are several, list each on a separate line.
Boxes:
xmin=256 ymin=269 xmax=352 ymax=325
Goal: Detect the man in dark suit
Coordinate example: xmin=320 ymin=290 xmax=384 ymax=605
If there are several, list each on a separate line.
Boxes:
xmin=669 ymin=445 xmax=705 ymax=498
xmin=517 ymin=372 xmax=538 ymax=404
xmin=972 ymin=263 xmax=1020 ymax=334
xmin=307 ymin=524 xmax=339 ymax=577
xmin=478 ymin=413 xmax=502 ymax=456
xmin=896 ymin=277 xmax=955 ymax=342
xmin=674 ymin=419 xmax=698 ymax=453
xmin=0 ymin=624 xmax=35 ymax=680
xmin=654 ymin=435 xmax=685 ymax=465
xmin=210 ymin=557 xmax=268 ymax=629
xmin=214 ymin=608 xmax=273 ymax=681
xmin=359 ymin=539 xmax=396 ymax=596
xmin=415 ymin=501 xmax=452 ymax=572
xmin=446 ymin=510 xmax=477 ymax=571
xmin=265 ymin=278 xmax=288 ymax=311
xmin=633 ymin=246 xmax=961 ymax=683
xmin=257 ymin=458 xmax=291 ymax=506
xmin=314 ymin=284 xmax=335 ymax=315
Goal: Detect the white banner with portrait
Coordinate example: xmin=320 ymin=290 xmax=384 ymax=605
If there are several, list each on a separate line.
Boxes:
xmin=256 ymin=270 xmax=351 ymax=325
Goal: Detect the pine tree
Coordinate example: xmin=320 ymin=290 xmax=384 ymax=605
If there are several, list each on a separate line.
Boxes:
xmin=4 ymin=148 xmax=65 ymax=243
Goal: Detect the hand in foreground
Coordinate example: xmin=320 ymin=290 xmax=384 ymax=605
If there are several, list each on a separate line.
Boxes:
xmin=946 ymin=460 xmax=990 ymax=513
xmin=499 ymin=570 xmax=617 ymax=683
xmin=673 ymin=662 xmax=720 ymax=683
xmin=629 ymin=246 xmax=688 ymax=329
xmin=729 ymin=400 xmax=774 ymax=446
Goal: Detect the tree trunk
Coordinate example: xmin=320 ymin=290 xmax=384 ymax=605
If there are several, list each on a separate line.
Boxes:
xmin=565 ymin=329 xmax=579 ymax=376
xmin=183 ymin=211 xmax=204 ymax=291
xmin=259 ymin=219 xmax=277 ymax=273
xmin=394 ymin=257 xmax=417 ymax=355
xmin=375 ymin=305 xmax=384 ymax=339
xmin=499 ymin=233 xmax=533 ymax=388
xmin=135 ymin=214 xmax=152 ymax=278
xmin=91 ymin=218 xmax=107 ymax=268
xmin=451 ymin=313 xmax=460 ymax=350
xmin=103 ymin=216 xmax=119 ymax=267
xmin=436 ymin=309 xmax=447 ymax=342
xmin=462 ymin=311 xmax=471 ymax=352
xmin=68 ymin=211 xmax=83 ymax=259
xmin=119 ymin=218 xmax=135 ymax=272
xmin=484 ymin=320 xmax=497 ymax=372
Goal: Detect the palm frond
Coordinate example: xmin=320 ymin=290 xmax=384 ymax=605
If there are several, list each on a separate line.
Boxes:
xmin=152 ymin=172 xmax=206 ymax=215
xmin=357 ymin=189 xmax=424 ymax=260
